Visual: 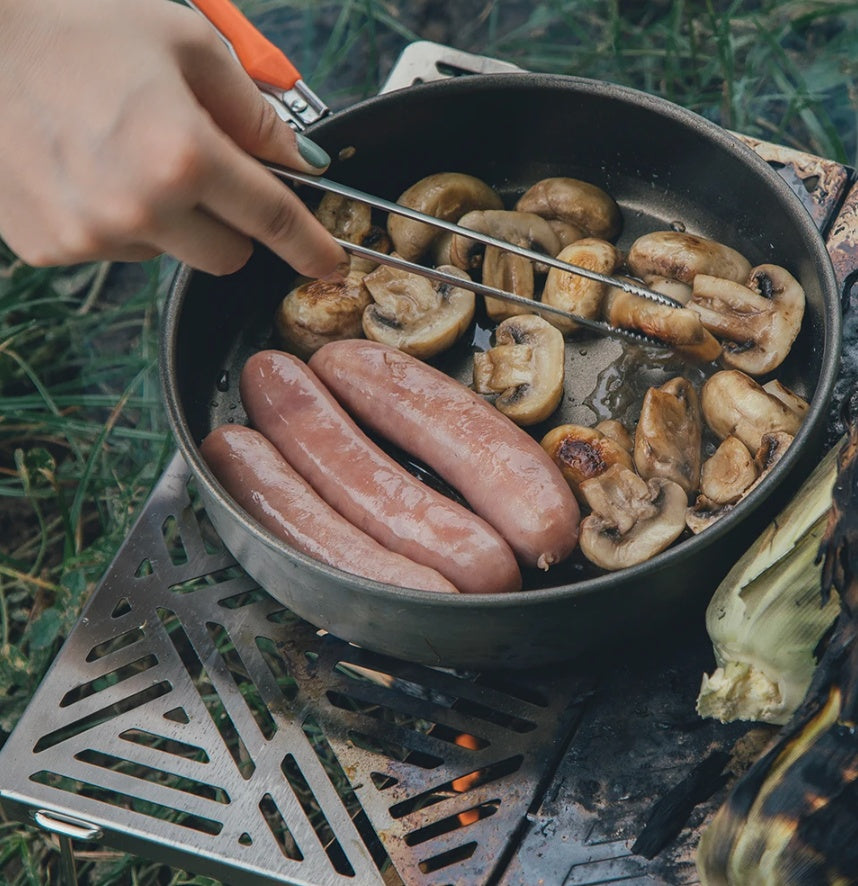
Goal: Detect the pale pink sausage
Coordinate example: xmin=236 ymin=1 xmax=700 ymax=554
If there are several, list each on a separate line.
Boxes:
xmin=309 ymin=340 xmax=580 ymax=570
xmin=239 ymin=351 xmax=522 ymax=594
xmin=200 ymin=425 xmax=458 ymax=594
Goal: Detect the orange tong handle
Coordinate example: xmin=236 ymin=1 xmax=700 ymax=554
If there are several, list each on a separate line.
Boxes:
xmin=193 ymin=0 xmax=301 ymax=91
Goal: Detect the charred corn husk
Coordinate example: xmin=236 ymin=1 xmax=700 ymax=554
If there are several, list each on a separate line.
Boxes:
xmin=697 ymin=441 xmax=841 ymax=725
xmin=697 ymin=395 xmax=858 ymax=885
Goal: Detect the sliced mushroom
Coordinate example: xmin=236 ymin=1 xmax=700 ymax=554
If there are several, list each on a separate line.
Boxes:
xmin=627 ymin=231 xmax=751 ymax=285
xmin=701 ymin=370 xmax=803 ymax=451
xmin=595 ymin=419 xmax=634 ymax=452
xmin=642 ymin=275 xmax=693 ymax=305
xmin=449 ymin=210 xmax=562 ymax=321
xmin=578 ymin=464 xmax=688 ymax=571
xmin=315 ymin=192 xmax=391 ymax=273
xmin=515 ymin=177 xmax=622 ymax=241
xmin=275 ymin=270 xmax=371 ymax=358
xmin=548 ymin=219 xmax=587 ymax=249
xmin=541 ymin=239 xmax=621 ymax=334
xmin=686 ymin=432 xmax=792 ymax=534
xmin=634 ymin=377 xmax=703 ymax=496
xmin=700 ymin=436 xmax=758 ymax=505
xmin=362 ymin=263 xmax=475 ymax=359
xmin=603 ymin=285 xmax=722 ymax=363
xmin=689 ymin=265 xmax=806 ymax=375
xmin=387 ymin=173 xmax=503 ymax=262
xmin=540 ymin=423 xmax=634 ymax=500
xmin=472 ymin=314 xmax=564 ymax=425
xmin=762 ymin=379 xmax=809 ymax=418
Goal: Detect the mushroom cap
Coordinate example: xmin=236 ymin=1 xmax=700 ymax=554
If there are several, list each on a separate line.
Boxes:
xmin=603 ymin=286 xmax=722 ymax=363
xmin=387 ymin=173 xmax=503 ymax=262
xmin=515 ymin=177 xmax=622 ymax=241
xmin=481 ymin=247 xmax=537 ymax=321
xmin=634 ymin=377 xmax=703 ymax=496
xmin=689 ymin=264 xmax=806 ymax=376
xmin=594 ymin=419 xmax=634 ymax=452
xmin=627 ymin=231 xmax=751 ymax=285
xmin=540 ymin=423 xmax=634 ymax=500
xmin=449 ymin=209 xmax=561 ymax=270
xmin=701 ymin=370 xmax=803 ymax=451
xmin=541 ymin=238 xmax=621 ymax=334
xmin=579 ymin=464 xmax=688 ymax=571
xmin=275 ymin=270 xmax=372 ymax=358
xmin=686 ymin=431 xmax=792 ymax=535
xmin=472 ymin=313 xmax=565 ymax=426
xmin=362 ymin=263 xmax=475 ymax=359
xmin=699 ymin=436 xmax=758 ymax=505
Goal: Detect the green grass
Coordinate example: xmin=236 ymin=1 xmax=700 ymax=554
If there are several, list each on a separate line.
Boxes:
xmin=1 ymin=1 xmax=856 ymax=882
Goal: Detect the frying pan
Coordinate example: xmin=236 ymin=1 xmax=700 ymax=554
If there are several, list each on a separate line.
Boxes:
xmin=160 ymin=44 xmax=841 ymax=668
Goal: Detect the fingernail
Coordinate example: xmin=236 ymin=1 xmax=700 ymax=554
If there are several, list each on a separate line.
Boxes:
xmin=296 ymin=133 xmax=331 ymax=170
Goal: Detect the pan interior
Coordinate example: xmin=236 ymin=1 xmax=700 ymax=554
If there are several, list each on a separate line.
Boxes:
xmin=168 ymin=74 xmax=835 ymax=595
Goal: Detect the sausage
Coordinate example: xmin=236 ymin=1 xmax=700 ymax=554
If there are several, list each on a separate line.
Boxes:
xmin=200 ymin=425 xmax=458 ymax=594
xmin=240 ymin=351 xmax=522 ymax=594
xmin=309 ymin=340 xmax=580 ymax=570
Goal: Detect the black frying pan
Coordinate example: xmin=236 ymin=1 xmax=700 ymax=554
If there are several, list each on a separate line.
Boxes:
xmin=161 ymin=73 xmax=841 ymax=668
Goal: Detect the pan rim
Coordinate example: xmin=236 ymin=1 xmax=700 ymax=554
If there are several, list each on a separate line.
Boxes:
xmin=160 ymin=71 xmax=842 ymax=611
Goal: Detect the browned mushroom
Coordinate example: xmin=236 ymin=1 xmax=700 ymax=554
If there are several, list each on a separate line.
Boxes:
xmin=449 ymin=210 xmax=562 ymax=321
xmin=362 ymin=263 xmax=475 ymax=359
xmin=595 ymin=419 xmax=634 ymax=453
xmin=541 ymin=238 xmax=622 ymax=334
xmin=627 ymin=231 xmax=751 ymax=285
xmin=314 ymin=192 xmax=391 ymax=273
xmin=603 ymin=285 xmax=722 ymax=363
xmin=515 ymin=177 xmax=622 ymax=241
xmin=686 ymin=432 xmax=793 ymax=534
xmin=472 ymin=314 xmax=565 ymax=425
xmin=578 ymin=464 xmax=688 ymax=570
xmin=275 ymin=270 xmax=372 ymax=358
xmin=634 ymin=377 xmax=703 ymax=496
xmin=689 ymin=265 xmax=806 ymax=375
xmin=387 ymin=173 xmax=503 ymax=262
xmin=540 ymin=423 xmax=634 ymax=500
xmin=701 ymin=370 xmax=803 ymax=451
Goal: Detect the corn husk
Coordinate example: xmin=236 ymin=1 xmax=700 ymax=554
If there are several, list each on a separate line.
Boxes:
xmin=697 ymin=441 xmax=841 ymax=725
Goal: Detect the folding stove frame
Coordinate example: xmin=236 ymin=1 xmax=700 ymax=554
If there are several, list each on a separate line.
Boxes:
xmin=2 ymin=41 xmax=858 ymax=886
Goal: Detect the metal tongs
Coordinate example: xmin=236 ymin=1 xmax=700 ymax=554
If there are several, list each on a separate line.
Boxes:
xmin=188 ymin=0 xmax=683 ymax=348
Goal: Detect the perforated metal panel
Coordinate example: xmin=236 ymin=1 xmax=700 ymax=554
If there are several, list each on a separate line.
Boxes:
xmin=0 ymin=454 xmax=590 ymax=885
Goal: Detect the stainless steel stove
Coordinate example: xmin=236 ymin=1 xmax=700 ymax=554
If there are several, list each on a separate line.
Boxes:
xmin=2 ymin=42 xmax=856 ymax=886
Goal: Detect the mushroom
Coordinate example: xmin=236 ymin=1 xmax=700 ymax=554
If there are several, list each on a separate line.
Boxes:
xmin=515 ymin=177 xmax=622 ymax=241
xmin=540 ymin=423 xmax=634 ymax=500
xmin=578 ymin=464 xmax=688 ymax=571
xmin=701 ymin=370 xmax=803 ymax=451
xmin=361 ymin=262 xmax=475 ymax=359
xmin=541 ymin=238 xmax=622 ymax=334
xmin=689 ymin=264 xmax=806 ymax=375
xmin=641 ymin=275 xmax=693 ymax=305
xmin=314 ymin=192 xmax=391 ymax=273
xmin=603 ymin=285 xmax=722 ymax=363
xmin=686 ymin=432 xmax=792 ymax=535
xmin=548 ymin=219 xmax=587 ymax=249
xmin=634 ymin=377 xmax=703 ymax=496
xmin=472 ymin=314 xmax=565 ymax=426
xmin=762 ymin=379 xmax=809 ymax=419
xmin=627 ymin=231 xmax=751 ymax=285
xmin=699 ymin=436 xmax=758 ymax=505
xmin=449 ymin=210 xmax=562 ymax=321
xmin=387 ymin=173 xmax=503 ymax=262
xmin=275 ymin=270 xmax=372 ymax=358
xmin=595 ymin=419 xmax=634 ymax=453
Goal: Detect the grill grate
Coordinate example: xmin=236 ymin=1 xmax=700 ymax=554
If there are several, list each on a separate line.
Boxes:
xmin=1 ymin=455 xmax=590 ymax=885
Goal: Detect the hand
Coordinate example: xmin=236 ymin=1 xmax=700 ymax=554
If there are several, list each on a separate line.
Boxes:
xmin=0 ymin=0 xmax=348 ymax=278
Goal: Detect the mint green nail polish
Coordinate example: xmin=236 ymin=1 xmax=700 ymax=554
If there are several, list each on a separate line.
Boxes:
xmin=296 ymin=133 xmax=331 ymax=170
